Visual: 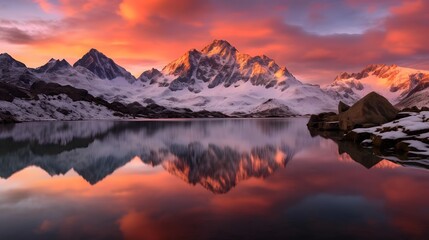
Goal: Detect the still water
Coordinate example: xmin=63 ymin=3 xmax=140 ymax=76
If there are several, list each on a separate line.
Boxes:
xmin=0 ymin=118 xmax=428 ymax=240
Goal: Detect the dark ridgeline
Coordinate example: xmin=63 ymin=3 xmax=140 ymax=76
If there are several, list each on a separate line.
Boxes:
xmin=73 ymin=48 xmax=135 ymax=82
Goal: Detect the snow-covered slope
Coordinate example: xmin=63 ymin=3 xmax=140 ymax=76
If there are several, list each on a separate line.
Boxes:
xmin=326 ymin=64 xmax=429 ymax=106
xmin=73 ymin=49 xmax=135 ymax=83
xmin=136 ymin=40 xmax=341 ymax=115
xmin=0 ymin=94 xmax=119 ymax=121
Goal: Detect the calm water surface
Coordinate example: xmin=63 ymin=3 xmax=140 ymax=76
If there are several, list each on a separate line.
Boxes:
xmin=0 ymin=118 xmax=428 ymax=240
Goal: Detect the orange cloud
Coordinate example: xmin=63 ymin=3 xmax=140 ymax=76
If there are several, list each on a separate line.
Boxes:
xmin=118 ymin=0 xmax=210 ymax=24
xmin=33 ymin=0 xmax=56 ymax=13
xmin=2 ymin=0 xmax=429 ymax=84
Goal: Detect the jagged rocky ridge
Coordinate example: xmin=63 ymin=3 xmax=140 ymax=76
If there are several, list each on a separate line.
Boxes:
xmin=326 ymin=64 xmax=429 ymax=107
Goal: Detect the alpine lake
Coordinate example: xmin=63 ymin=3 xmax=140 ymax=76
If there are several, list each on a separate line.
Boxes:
xmin=0 ymin=118 xmax=428 ymax=240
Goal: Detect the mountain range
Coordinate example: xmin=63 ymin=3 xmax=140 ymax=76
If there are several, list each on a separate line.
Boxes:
xmin=1 ymin=39 xmax=428 ymax=121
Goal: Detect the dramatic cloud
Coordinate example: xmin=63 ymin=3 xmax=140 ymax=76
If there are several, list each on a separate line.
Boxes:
xmin=1 ymin=0 xmax=428 ymax=84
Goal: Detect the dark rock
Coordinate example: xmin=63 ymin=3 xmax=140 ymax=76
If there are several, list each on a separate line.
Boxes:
xmin=338 ymin=92 xmax=398 ymax=131
xmin=338 ymin=101 xmax=350 ymax=113
xmin=372 ymin=135 xmax=412 ymax=149
xmin=0 ymin=88 xmax=14 ymax=102
xmin=113 ymin=112 xmax=124 ymax=117
xmin=343 ymin=131 xmax=372 ymax=143
xmin=109 ymin=101 xmax=129 ymax=114
xmin=126 ymin=102 xmax=150 ymax=116
xmin=395 ymin=141 xmax=414 ymax=153
xmin=0 ymin=82 xmax=32 ymax=100
xmin=402 ymin=106 xmax=420 ymax=112
xmin=30 ymin=81 xmax=94 ymax=102
xmin=56 ymin=108 xmax=72 ymax=116
xmin=396 ymin=112 xmax=414 ymax=119
xmin=337 ymin=141 xmax=382 ymax=169
xmin=0 ymin=111 xmax=17 ymax=123
xmin=307 ymin=112 xmax=338 ymax=130
xmin=320 ymin=121 xmax=340 ymax=131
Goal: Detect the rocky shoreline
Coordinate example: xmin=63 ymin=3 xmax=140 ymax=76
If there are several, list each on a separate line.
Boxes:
xmin=308 ymin=91 xmax=429 ymax=166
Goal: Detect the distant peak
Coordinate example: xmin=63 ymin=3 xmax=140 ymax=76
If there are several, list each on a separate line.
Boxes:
xmin=0 ymin=53 xmax=12 ymax=57
xmin=86 ymin=48 xmax=107 ymax=58
xmin=211 ymin=39 xmax=233 ymax=47
xmin=89 ymin=48 xmax=100 ymax=54
xmin=0 ymin=53 xmax=27 ymax=68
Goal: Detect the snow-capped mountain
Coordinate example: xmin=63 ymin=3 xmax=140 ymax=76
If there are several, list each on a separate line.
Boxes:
xmin=140 ymin=40 xmax=300 ymax=92
xmin=73 ymin=49 xmax=135 ymax=83
xmin=35 ymin=58 xmax=72 ymax=74
xmin=0 ymin=53 xmax=40 ymax=87
xmin=325 ymin=64 xmax=429 ymax=107
xmin=136 ymin=40 xmax=341 ymax=115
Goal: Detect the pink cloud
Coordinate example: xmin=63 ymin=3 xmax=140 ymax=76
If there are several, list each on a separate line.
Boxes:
xmin=3 ymin=0 xmax=429 ymax=84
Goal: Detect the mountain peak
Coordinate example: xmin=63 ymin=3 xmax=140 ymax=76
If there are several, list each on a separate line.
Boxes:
xmin=202 ymin=39 xmax=237 ymax=56
xmin=36 ymin=58 xmax=71 ymax=74
xmin=73 ymin=49 xmax=135 ymax=82
xmin=0 ymin=53 xmax=26 ymax=68
xmin=0 ymin=53 xmax=12 ymax=58
xmin=88 ymin=48 xmax=103 ymax=55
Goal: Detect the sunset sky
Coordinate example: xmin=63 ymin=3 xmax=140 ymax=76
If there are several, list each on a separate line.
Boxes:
xmin=1 ymin=0 xmax=428 ymax=84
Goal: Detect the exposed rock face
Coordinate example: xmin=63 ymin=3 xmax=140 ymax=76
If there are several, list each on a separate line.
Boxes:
xmin=0 ymin=82 xmax=32 ymax=101
xmin=338 ymin=92 xmax=398 ymax=131
xmin=338 ymin=101 xmax=350 ymax=113
xmin=307 ymin=112 xmax=339 ymax=131
xmin=0 ymin=53 xmax=40 ymax=87
xmin=0 ymin=111 xmax=17 ymax=123
xmin=35 ymin=59 xmax=72 ymax=73
xmin=73 ymin=49 xmax=135 ymax=82
xmin=139 ymin=40 xmax=300 ymax=92
xmin=326 ymin=64 xmax=429 ymax=107
xmin=138 ymin=68 xmax=163 ymax=84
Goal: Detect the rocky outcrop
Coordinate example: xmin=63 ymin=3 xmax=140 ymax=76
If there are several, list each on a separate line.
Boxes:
xmin=0 ymin=82 xmax=32 ymax=102
xmin=338 ymin=92 xmax=398 ymax=131
xmin=310 ymin=109 xmax=429 ymax=169
xmin=0 ymin=111 xmax=17 ymax=123
xmin=338 ymin=101 xmax=350 ymax=113
xmin=308 ymin=92 xmax=398 ymax=132
xmin=307 ymin=112 xmax=339 ymax=131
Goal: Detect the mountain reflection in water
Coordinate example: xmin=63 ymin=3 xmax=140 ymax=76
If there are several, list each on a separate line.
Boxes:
xmin=0 ymin=119 xmax=428 ymax=240
xmin=0 ymin=119 xmax=307 ymax=193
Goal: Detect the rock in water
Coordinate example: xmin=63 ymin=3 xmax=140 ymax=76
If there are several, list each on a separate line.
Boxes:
xmin=338 ymin=101 xmax=350 ymax=113
xmin=338 ymin=92 xmax=398 ymax=131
